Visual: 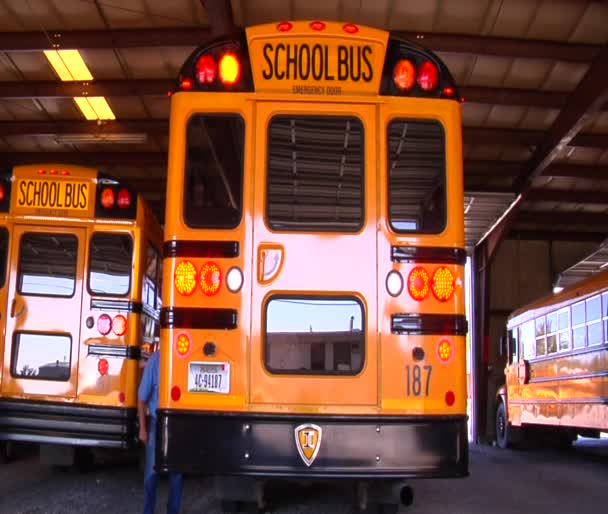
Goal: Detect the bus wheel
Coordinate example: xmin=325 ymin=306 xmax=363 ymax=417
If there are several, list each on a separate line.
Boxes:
xmin=495 ymin=401 xmax=510 ymax=449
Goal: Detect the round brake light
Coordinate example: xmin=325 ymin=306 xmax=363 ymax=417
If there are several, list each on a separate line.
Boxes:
xmin=196 ymin=54 xmax=217 ymax=84
xmin=171 ymin=386 xmax=181 ymax=401
xmin=101 ymin=187 xmax=115 ymax=209
xmin=219 ymin=54 xmax=240 ymax=85
xmin=0 ymin=184 xmax=4 ymax=203
xmin=174 ymin=260 xmax=197 ymax=296
xmin=431 ymin=266 xmax=455 ymax=302
xmin=97 ymin=314 xmax=112 ymax=335
xmin=393 ymin=59 xmax=416 ymax=91
xmin=112 ymin=314 xmax=127 ymax=336
xmin=200 ymin=261 xmax=222 ymax=296
xmin=407 ymin=266 xmax=430 ymax=301
xmin=417 ymin=61 xmax=439 ymax=91
xmin=117 ymin=188 xmax=131 ymax=209
xmin=98 ymin=358 xmax=109 ymax=376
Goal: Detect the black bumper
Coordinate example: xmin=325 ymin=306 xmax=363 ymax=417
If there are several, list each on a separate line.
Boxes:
xmin=0 ymin=399 xmax=137 ymax=448
xmin=156 ymin=410 xmax=468 ymax=479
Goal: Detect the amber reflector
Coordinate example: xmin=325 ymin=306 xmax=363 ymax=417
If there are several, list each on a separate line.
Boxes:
xmin=176 ymin=333 xmax=191 ymax=356
xmin=393 ymin=59 xmax=416 ymax=91
xmin=432 ymin=266 xmax=455 ymax=301
xmin=407 ymin=266 xmax=430 ymax=301
xmin=98 ymin=358 xmax=109 ymax=376
xmin=174 ymin=260 xmax=197 ymax=296
xmin=437 ymin=339 xmax=453 ymax=362
xmin=219 ymin=54 xmax=240 ymax=85
xmin=200 ymin=261 xmax=222 ymax=296
xmin=101 ymin=187 xmax=115 ymax=209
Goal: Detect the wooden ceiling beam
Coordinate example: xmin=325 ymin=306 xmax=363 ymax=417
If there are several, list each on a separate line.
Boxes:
xmin=506 ymin=229 xmax=606 ymax=242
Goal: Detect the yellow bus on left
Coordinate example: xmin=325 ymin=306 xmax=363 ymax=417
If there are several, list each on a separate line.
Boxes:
xmin=0 ymin=164 xmax=162 ymax=465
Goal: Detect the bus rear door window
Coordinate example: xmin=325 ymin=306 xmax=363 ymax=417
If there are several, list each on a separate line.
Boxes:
xmin=18 ymin=233 xmax=77 ymax=297
xmin=12 ymin=332 xmax=71 ymax=381
xmin=387 ymin=119 xmax=446 ymax=234
xmin=88 ymin=233 xmax=133 ymax=296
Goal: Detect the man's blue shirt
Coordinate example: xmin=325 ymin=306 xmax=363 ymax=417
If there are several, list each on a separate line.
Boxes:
xmin=138 ymin=351 xmax=160 ymax=418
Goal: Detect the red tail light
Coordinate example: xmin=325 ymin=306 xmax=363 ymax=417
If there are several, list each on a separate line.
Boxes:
xmin=393 ymin=59 xmax=416 ymax=91
xmin=219 ymin=54 xmax=240 ymax=85
xmin=196 ymin=54 xmax=217 ymax=84
xmin=97 ymin=314 xmax=112 ymax=335
xmin=199 ymin=261 xmax=222 ymax=296
xmin=442 ymin=86 xmax=454 ymax=97
xmin=171 ymin=386 xmax=181 ymax=401
xmin=310 ymin=21 xmax=326 ymax=31
xmin=431 ymin=266 xmax=455 ymax=302
xmin=0 ymin=184 xmax=4 ymax=203
xmin=417 ymin=61 xmax=439 ymax=91
xmin=98 ymin=358 xmax=109 ymax=376
xmin=180 ymin=78 xmax=193 ymax=90
xmin=37 ymin=169 xmax=45 ymax=175
xmin=277 ymin=21 xmax=293 ymax=32
xmin=117 ymin=188 xmax=131 ymax=209
xmin=174 ymin=260 xmax=197 ymax=296
xmin=112 ymin=314 xmax=127 ymax=336
xmin=118 ymin=392 xmax=125 ymax=403
xmin=343 ymin=23 xmax=359 ymax=34
xmin=49 ymin=169 xmax=58 ymax=175
xmin=445 ymin=390 xmax=455 ymax=406
xmin=407 ymin=266 xmax=430 ymax=301
xmin=101 ymin=187 xmax=115 ymax=209
xmin=60 ymin=169 xmax=70 ymax=176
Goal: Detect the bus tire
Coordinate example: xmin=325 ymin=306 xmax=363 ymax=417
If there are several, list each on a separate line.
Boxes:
xmin=495 ymin=400 xmax=510 ymax=449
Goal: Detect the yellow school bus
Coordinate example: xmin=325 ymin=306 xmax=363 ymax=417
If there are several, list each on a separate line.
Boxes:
xmin=0 ymin=164 xmax=162 ymax=463
xmin=158 ymin=20 xmax=467 ymax=508
xmin=496 ymin=270 xmax=608 ymax=449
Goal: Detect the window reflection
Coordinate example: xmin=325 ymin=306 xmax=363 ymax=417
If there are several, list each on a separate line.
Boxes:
xmin=18 ymin=233 xmax=77 ymax=297
xmin=265 ymin=297 xmax=364 ymax=374
xmin=12 ymin=332 xmax=71 ymax=381
xmin=89 ymin=233 xmax=133 ymax=296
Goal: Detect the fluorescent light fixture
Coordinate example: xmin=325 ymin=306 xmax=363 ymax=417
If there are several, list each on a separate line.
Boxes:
xmin=553 ymin=286 xmax=564 ymax=294
xmin=44 ymin=50 xmax=93 ymax=81
xmin=74 ymin=97 xmax=116 ymax=121
xmin=55 ymin=133 xmax=147 ymax=144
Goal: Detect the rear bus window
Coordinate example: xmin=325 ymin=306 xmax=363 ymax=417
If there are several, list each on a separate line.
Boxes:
xmin=387 ymin=119 xmax=446 ymax=233
xmin=12 ymin=332 xmax=71 ymax=381
xmin=267 ymin=115 xmax=364 ymax=232
xmin=0 ymin=228 xmax=8 ymax=288
xmin=88 ymin=233 xmax=133 ymax=296
xmin=18 ymin=233 xmax=77 ymax=297
xmin=264 ymin=297 xmax=364 ymax=375
xmin=184 ymin=114 xmax=244 ymax=229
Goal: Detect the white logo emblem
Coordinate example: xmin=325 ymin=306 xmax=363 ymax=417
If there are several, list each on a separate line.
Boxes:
xmin=294 ymin=423 xmax=322 ymax=467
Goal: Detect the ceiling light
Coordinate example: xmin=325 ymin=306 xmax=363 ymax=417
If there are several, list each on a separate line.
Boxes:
xmin=54 ymin=133 xmax=147 ymax=144
xmin=43 ymin=50 xmax=93 ymax=81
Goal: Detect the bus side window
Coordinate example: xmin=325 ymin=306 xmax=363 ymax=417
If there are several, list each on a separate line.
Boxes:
xmin=143 ymin=243 xmax=159 ymax=311
xmin=508 ymin=328 xmax=518 ymax=364
xmin=521 ymin=320 xmax=535 ymax=360
xmin=0 ymin=227 xmax=8 ymax=288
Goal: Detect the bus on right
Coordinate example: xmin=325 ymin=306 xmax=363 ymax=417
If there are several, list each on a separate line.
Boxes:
xmin=496 ymin=270 xmax=608 ymax=449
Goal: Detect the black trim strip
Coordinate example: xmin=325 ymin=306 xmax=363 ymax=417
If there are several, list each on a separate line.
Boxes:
xmin=161 ymin=307 xmax=238 ymax=330
xmin=391 ymin=246 xmax=467 ymax=265
xmin=87 ymin=344 xmax=141 ymax=359
xmin=510 ymin=397 xmax=608 ymax=405
xmin=392 ymin=313 xmax=468 ymax=335
xmin=163 ymin=240 xmax=240 ymax=259
xmin=529 ymin=369 xmax=608 ymax=383
xmin=90 ymin=299 xmax=143 ymax=313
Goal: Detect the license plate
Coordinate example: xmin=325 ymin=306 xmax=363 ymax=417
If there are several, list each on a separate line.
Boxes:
xmin=15 ymin=179 xmax=89 ymax=212
xmin=188 ymin=362 xmax=230 ymax=394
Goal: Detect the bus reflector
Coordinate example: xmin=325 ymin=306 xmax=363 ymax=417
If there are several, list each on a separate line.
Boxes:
xmin=37 ymin=169 xmax=45 ymax=175
xmin=176 ymin=333 xmax=191 ymax=356
xmin=171 ymin=386 xmax=181 ymax=401
xmin=445 ymin=390 xmax=455 ymax=406
xmin=97 ymin=314 xmax=112 ymax=335
xmin=196 ymin=54 xmax=217 ymax=84
xmin=180 ymin=78 xmax=193 ymax=90
xmin=407 ymin=266 xmax=430 ymax=301
xmin=310 ymin=21 xmax=326 ymax=31
xmin=437 ymin=339 xmax=453 ymax=362
xmin=0 ymin=184 xmax=4 ymax=203
xmin=277 ymin=21 xmax=293 ymax=32
xmin=431 ymin=266 xmax=455 ymax=302
xmin=117 ymin=188 xmax=131 ymax=209
xmin=226 ymin=266 xmax=244 ymax=293
xmin=61 ymin=169 xmax=70 ymax=176
xmin=219 ymin=54 xmax=240 ymax=85
xmin=442 ymin=86 xmax=454 ymax=97
xmin=118 ymin=392 xmax=125 ymax=403
xmin=199 ymin=261 xmax=222 ymax=296
xmin=49 ymin=169 xmax=58 ymax=175
xmin=386 ymin=270 xmax=404 ymax=297
xmin=417 ymin=61 xmax=439 ymax=91
xmin=101 ymin=187 xmax=115 ymax=209
xmin=393 ymin=59 xmax=416 ymax=91
xmin=98 ymin=358 xmax=109 ymax=376
xmin=174 ymin=260 xmax=197 ymax=296
xmin=112 ymin=314 xmax=127 ymax=336
xmin=343 ymin=23 xmax=359 ymax=34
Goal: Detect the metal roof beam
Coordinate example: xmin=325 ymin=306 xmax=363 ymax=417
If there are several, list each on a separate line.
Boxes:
xmin=517 ymin=210 xmax=608 ymax=227
xmin=0 ymin=151 xmax=167 ymax=166
xmin=507 ymin=230 xmax=606 ymax=242
xmin=526 ymin=189 xmax=608 ymax=205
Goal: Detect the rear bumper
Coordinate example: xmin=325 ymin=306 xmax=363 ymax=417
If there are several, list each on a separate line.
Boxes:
xmin=0 ymin=399 xmax=137 ymax=448
xmin=156 ymin=410 xmax=469 ymax=478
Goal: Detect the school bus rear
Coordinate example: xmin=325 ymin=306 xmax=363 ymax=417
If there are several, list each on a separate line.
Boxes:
xmin=0 ymin=164 xmax=161 ymax=451
xmin=159 ymin=21 xmax=467 ymax=479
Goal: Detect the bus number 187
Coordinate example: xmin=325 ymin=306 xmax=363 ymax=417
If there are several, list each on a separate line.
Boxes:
xmin=405 ymin=365 xmax=432 ymax=397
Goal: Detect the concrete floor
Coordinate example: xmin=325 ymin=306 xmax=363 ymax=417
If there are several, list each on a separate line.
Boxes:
xmin=0 ymin=439 xmax=606 ymax=513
